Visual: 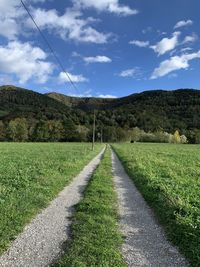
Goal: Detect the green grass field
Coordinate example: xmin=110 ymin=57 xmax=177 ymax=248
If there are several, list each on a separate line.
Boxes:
xmin=113 ymin=143 xmax=200 ymax=267
xmin=54 ymin=148 xmax=126 ymax=267
xmin=0 ymin=142 xmax=103 ymax=254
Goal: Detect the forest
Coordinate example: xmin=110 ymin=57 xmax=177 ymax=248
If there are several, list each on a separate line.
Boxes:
xmin=1 ymin=85 xmax=200 ymax=143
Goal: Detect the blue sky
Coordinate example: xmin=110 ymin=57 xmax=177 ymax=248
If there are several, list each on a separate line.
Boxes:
xmin=0 ymin=0 xmax=200 ymax=98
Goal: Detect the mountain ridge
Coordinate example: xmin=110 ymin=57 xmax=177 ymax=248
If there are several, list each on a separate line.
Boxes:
xmin=46 ymin=88 xmax=200 ymax=111
xmin=1 ymin=85 xmax=200 ymax=143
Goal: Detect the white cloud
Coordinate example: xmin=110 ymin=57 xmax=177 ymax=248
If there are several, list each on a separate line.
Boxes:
xmin=183 ymin=33 xmax=198 ymax=44
xmin=70 ymin=93 xmax=92 ymax=97
xmin=129 ymin=40 xmax=149 ymax=47
xmin=69 ymin=92 xmax=117 ymax=98
xmin=72 ymin=51 xmax=82 ymax=57
xmin=0 ymin=0 xmax=49 ymax=40
xmin=68 ymin=89 xmax=92 ymax=97
xmin=0 ymin=41 xmax=53 ymax=84
xmin=119 ymin=68 xmax=140 ymax=78
xmin=58 ymin=72 xmax=88 ymax=83
xmin=69 ymin=93 xmax=92 ymax=97
xmin=150 ymin=32 xmax=180 ymax=56
xmin=151 ymin=50 xmax=200 ymax=79
xmin=181 ymin=47 xmax=192 ymax=53
xmin=0 ymin=1 xmax=111 ymax=44
xmin=0 ymin=18 xmax=19 ymax=40
xmin=83 ymin=55 xmax=112 ymax=63
xmin=73 ymin=0 xmax=138 ymax=16
xmin=0 ymin=0 xmax=24 ymax=39
xmin=30 ymin=0 xmax=47 ymax=2
xmin=97 ymin=94 xmax=117 ymax=98
xmin=174 ymin=19 xmax=193 ymax=29
xmin=142 ymin=27 xmax=152 ymax=34
xmin=0 ymin=0 xmax=20 ymax=15
xmin=31 ymin=8 xmax=111 ymax=43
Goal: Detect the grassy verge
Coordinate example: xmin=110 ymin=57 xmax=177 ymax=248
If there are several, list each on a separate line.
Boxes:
xmin=112 ymin=143 xmax=200 ymax=267
xmin=0 ymin=142 xmax=103 ymax=254
xmin=53 ymin=148 xmax=126 ymax=267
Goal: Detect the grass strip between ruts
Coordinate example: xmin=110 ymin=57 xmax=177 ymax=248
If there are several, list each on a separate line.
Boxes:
xmin=53 ymin=147 xmax=126 ymax=267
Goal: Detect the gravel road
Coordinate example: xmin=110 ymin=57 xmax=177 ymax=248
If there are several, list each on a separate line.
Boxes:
xmin=111 ymin=149 xmax=188 ymax=267
xmin=0 ymin=148 xmax=105 ymax=267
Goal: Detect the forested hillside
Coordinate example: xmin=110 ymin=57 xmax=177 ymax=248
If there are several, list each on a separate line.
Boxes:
xmin=48 ymin=89 xmax=200 ymax=131
xmin=1 ymin=85 xmax=200 ymax=143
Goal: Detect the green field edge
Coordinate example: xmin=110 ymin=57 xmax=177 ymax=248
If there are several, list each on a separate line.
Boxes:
xmin=0 ymin=143 xmax=103 ymax=255
xmin=53 ymin=147 xmax=127 ymax=267
xmin=112 ymin=144 xmax=199 ymax=267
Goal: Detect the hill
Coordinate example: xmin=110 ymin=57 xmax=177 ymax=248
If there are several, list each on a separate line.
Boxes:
xmin=47 ymin=89 xmax=200 ymax=131
xmin=1 ymin=85 xmax=200 ymax=142
xmin=0 ymin=85 xmax=79 ymax=121
xmin=46 ymin=92 xmax=115 ymax=110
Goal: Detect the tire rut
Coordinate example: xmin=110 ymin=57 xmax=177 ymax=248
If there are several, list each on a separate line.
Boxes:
xmin=111 ymin=149 xmax=188 ymax=267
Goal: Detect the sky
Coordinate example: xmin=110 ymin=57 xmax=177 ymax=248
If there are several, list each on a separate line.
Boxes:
xmin=0 ymin=0 xmax=200 ymax=98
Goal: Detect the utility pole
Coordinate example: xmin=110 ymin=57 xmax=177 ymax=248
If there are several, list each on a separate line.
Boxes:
xmin=92 ymin=110 xmax=96 ymax=151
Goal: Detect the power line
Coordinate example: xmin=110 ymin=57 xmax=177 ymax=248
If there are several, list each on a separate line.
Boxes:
xmin=20 ymin=0 xmax=79 ymax=92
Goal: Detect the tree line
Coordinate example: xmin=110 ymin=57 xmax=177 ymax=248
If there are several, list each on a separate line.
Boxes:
xmin=0 ymin=117 xmax=193 ymax=144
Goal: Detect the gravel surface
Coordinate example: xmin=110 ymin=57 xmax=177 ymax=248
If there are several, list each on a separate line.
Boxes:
xmin=0 ymin=148 xmax=105 ymax=267
xmin=111 ymin=150 xmax=189 ymax=267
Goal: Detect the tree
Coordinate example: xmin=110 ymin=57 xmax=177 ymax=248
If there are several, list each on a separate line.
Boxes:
xmin=28 ymin=120 xmax=37 ymax=141
xmin=76 ymin=125 xmax=89 ymax=142
xmin=62 ymin=119 xmax=77 ymax=141
xmin=116 ymin=127 xmax=127 ymax=142
xmin=16 ymin=118 xmax=28 ymax=141
xmin=130 ymin=127 xmax=143 ymax=142
xmin=48 ymin=120 xmax=64 ymax=141
xmin=140 ymin=132 xmax=156 ymax=143
xmin=0 ymin=121 xmax=6 ymax=141
xmin=7 ymin=120 xmax=16 ymax=141
xmin=180 ymin=135 xmax=188 ymax=144
xmin=154 ymin=131 xmax=173 ymax=143
xmin=172 ymin=130 xmax=181 ymax=144
xmin=7 ymin=118 xmax=28 ymax=142
xmin=194 ymin=130 xmax=200 ymax=144
xmin=103 ymin=126 xmax=117 ymax=142
xmin=33 ymin=120 xmax=50 ymax=141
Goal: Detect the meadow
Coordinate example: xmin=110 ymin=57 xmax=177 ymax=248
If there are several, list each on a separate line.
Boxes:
xmin=113 ymin=143 xmax=200 ymax=267
xmin=0 ymin=142 xmax=103 ymax=254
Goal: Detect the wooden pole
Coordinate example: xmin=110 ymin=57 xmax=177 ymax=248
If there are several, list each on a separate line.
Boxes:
xmin=92 ymin=110 xmax=96 ymax=151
